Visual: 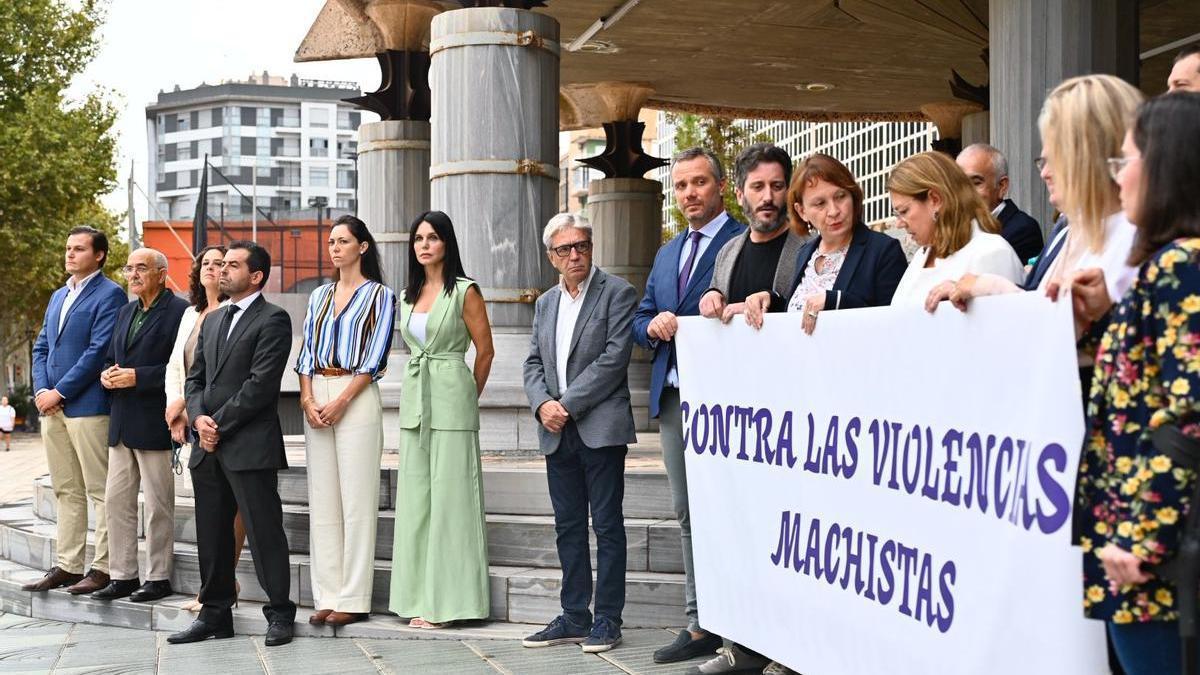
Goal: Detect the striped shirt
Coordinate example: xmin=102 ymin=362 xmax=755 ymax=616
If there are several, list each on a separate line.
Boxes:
xmin=295 ymin=280 xmax=396 ymax=381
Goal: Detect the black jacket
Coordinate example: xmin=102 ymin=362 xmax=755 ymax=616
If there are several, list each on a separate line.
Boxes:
xmin=782 ymin=223 xmax=908 ymax=310
xmin=185 ymin=295 xmax=292 ymax=471
xmin=106 ymin=292 xmax=189 ymax=450
xmin=996 ymin=199 xmax=1044 ymax=266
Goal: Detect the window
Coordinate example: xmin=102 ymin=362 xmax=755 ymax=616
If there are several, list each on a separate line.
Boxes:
xmin=240 ymin=106 xmax=256 ymax=126
xmin=309 ymin=138 xmax=328 ymax=157
xmin=310 ymin=167 xmax=329 ymax=186
xmin=177 ymin=142 xmax=192 ymax=161
xmin=176 ymin=113 xmax=190 ymax=131
xmin=241 ymin=137 xmax=256 ymax=156
xmin=282 ymin=107 xmax=300 ymax=127
xmin=337 ymin=109 xmax=351 ymax=130
xmin=281 ymin=137 xmax=300 ymax=157
xmin=280 ymin=165 xmax=301 ymax=186
xmin=337 ymin=196 xmax=355 ymax=210
xmin=337 ymin=167 xmax=355 ymax=189
xmin=336 ymin=139 xmax=358 ymax=158
xmin=176 ymin=170 xmax=191 ymax=188
xmin=309 ymin=107 xmax=329 ymax=128
xmin=256 ymin=164 xmax=272 ymax=178
xmin=211 ymin=106 xmax=223 ymax=126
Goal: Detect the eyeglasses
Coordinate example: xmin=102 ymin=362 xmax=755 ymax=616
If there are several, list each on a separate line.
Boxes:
xmin=1107 ymin=156 xmax=1136 ymax=181
xmin=549 ymin=240 xmax=593 ymax=258
xmin=1034 ymin=157 xmax=1049 ymax=172
xmin=121 ymin=264 xmax=161 ymax=276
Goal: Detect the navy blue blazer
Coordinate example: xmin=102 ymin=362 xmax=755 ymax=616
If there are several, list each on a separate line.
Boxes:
xmin=106 ymin=292 xmax=189 ymax=450
xmin=1023 ymin=216 xmax=1069 ymax=291
xmin=785 ymin=223 xmax=907 ymax=310
xmin=996 ymin=199 xmax=1044 ymax=266
xmin=32 ymin=274 xmax=128 ymax=417
xmin=632 ymin=215 xmax=746 ymax=418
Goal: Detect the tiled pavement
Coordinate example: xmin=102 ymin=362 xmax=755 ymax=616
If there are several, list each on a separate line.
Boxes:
xmin=0 ymin=434 xmax=48 ymax=506
xmin=0 ymin=612 xmax=713 ymax=674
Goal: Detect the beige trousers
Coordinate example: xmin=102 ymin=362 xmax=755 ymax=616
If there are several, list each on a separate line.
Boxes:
xmin=106 ymin=443 xmax=176 ymax=581
xmin=41 ymin=413 xmax=110 ymax=574
xmin=304 ymin=376 xmax=383 ymax=613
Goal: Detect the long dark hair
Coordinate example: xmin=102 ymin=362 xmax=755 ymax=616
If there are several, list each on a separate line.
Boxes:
xmin=404 ymin=210 xmax=468 ymax=305
xmin=329 ymin=215 xmax=384 ymax=284
xmin=189 ymin=245 xmax=228 ymax=311
xmin=1129 ymin=92 xmax=1200 ymax=266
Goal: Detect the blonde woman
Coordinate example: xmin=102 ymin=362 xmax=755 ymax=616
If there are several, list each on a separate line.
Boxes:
xmin=886 ymin=151 xmax=1023 ymax=307
xmin=933 ymin=74 xmax=1143 ymax=321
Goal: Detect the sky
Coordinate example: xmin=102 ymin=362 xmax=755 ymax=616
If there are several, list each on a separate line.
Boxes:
xmin=68 ymin=0 xmax=381 ymax=223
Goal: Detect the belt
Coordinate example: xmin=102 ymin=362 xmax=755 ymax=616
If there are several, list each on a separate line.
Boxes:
xmin=406 ymin=349 xmax=467 ymax=452
xmin=314 ymin=367 xmax=353 ymax=377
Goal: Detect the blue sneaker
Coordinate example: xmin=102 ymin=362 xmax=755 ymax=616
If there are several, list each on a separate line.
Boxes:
xmin=581 ymin=616 xmax=622 ymax=653
xmin=522 ymin=615 xmax=591 ymax=648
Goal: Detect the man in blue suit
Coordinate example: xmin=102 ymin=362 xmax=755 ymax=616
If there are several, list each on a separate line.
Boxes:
xmin=23 ymin=226 xmax=127 ymax=595
xmin=632 ymin=148 xmax=744 ymax=664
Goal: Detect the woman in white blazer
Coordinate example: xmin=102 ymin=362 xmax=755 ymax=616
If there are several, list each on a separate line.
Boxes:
xmin=164 ymin=245 xmax=241 ymax=611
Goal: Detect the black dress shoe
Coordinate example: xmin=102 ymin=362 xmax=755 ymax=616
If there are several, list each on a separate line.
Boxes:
xmin=264 ymin=621 xmax=293 ymax=647
xmin=166 ymin=619 xmax=234 ymax=644
xmin=653 ymin=629 xmax=723 ymax=664
xmin=91 ymin=578 xmax=140 ymax=601
xmin=129 ymin=580 xmax=173 ymax=603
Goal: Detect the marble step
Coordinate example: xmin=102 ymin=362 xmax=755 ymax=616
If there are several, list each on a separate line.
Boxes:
xmin=159 ymin=462 xmax=675 ymax=518
xmin=29 ymin=481 xmax=684 ymax=573
xmin=0 ymin=558 xmax=544 ymax=641
xmin=0 ymin=505 xmax=688 ymax=628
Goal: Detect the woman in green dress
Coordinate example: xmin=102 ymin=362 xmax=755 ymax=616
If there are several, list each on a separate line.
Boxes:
xmin=390 ymin=210 xmax=494 ymax=628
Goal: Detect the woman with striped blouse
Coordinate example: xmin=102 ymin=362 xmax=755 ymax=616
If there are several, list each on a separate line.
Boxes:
xmin=295 ymin=215 xmax=396 ymax=627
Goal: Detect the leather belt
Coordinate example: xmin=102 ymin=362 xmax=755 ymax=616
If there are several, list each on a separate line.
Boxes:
xmin=314 ymin=367 xmax=353 ymax=377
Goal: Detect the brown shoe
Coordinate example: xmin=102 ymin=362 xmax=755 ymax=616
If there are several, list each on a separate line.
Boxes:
xmin=308 ymin=609 xmax=333 ymax=625
xmin=65 ymin=569 xmax=110 ymax=595
xmin=324 ymin=611 xmax=368 ymax=626
xmin=21 ymin=566 xmax=83 ymax=592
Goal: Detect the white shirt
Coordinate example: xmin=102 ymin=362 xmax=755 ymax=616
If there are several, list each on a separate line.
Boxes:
xmin=1039 ymin=211 xmax=1138 ymax=302
xmin=0 ymin=405 xmax=15 ymax=430
xmin=666 ymin=212 xmax=727 ymax=388
xmin=59 ymin=269 xmax=103 ymax=333
xmin=555 ymin=266 xmax=597 ymax=393
xmin=409 ymin=312 xmax=429 ymax=346
xmin=227 ymin=291 xmax=262 ymax=337
xmin=892 ymin=221 xmax=1024 ymax=305
xmin=991 ymin=202 xmax=1005 ymax=218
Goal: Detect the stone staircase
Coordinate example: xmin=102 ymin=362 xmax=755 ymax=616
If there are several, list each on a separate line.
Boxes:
xmin=0 ymin=443 xmax=687 ymax=638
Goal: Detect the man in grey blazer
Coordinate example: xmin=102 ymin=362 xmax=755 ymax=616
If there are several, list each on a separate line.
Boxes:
xmin=522 ymin=213 xmax=637 ymax=655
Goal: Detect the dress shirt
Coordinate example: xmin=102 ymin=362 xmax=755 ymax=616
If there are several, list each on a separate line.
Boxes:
xmin=555 ymin=266 xmax=597 ymax=393
xmin=665 ymin=212 xmax=727 ymax=388
xmin=227 ymin=291 xmax=261 ymax=337
xmin=59 ymin=269 xmax=103 ymax=333
xmin=991 ymin=202 xmax=1005 ymax=218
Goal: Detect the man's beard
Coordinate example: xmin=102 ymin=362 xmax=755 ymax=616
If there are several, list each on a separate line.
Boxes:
xmin=741 ymin=196 xmax=789 ymax=234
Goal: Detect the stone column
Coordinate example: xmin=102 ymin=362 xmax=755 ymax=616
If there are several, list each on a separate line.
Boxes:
xmin=429 ymin=5 xmax=559 ymax=450
xmin=990 ymin=0 xmax=1138 ymax=232
xmin=358 ymin=120 xmax=430 ymax=344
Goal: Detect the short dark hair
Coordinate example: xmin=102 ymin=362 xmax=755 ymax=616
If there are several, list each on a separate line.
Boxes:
xmin=1128 ymin=92 xmax=1200 ymax=266
xmin=227 ymin=240 xmax=271 ymax=288
xmin=404 ymin=211 xmax=469 ymax=305
xmin=1175 ymin=44 xmax=1200 ymax=64
xmin=68 ymin=225 xmax=109 ymax=266
xmin=733 ymin=143 xmax=792 ymax=191
xmin=672 ymin=147 xmax=725 ymax=183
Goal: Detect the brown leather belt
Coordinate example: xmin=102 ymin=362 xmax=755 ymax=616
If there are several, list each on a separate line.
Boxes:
xmin=314 ymin=367 xmax=352 ymax=377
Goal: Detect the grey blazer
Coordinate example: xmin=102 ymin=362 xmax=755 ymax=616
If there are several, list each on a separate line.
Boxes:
xmin=523 ymin=267 xmax=638 ymax=455
xmin=708 ymin=228 xmax=809 ymax=300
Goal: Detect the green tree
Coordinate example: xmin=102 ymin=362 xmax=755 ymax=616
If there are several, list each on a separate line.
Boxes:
xmin=0 ymin=0 xmax=126 ymax=396
xmin=664 ymin=113 xmax=770 ymax=240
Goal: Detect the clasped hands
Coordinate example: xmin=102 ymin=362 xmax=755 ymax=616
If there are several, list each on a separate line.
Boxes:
xmin=100 ymin=364 xmax=136 ymax=390
xmin=537 ymin=400 xmax=570 ymax=434
xmin=194 ymin=415 xmax=220 ymax=453
xmin=302 ymin=395 xmax=349 ymax=429
xmin=34 ymin=389 xmax=63 ymax=416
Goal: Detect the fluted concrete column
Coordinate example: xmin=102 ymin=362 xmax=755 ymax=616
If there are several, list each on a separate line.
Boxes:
xmin=428 ymin=6 xmax=559 ymax=451
xmin=359 ymin=121 xmax=430 ymax=345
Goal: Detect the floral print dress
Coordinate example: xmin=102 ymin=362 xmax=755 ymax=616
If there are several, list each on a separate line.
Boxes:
xmin=1077 ymin=238 xmax=1200 ymax=624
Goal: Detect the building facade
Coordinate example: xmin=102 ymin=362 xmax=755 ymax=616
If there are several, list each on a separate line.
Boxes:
xmin=145 ymin=72 xmax=371 ymax=225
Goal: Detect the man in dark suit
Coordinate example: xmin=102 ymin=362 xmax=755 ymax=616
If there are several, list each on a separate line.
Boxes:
xmin=168 ymin=241 xmax=295 ymax=647
xmin=523 ymin=213 xmax=638 ymax=654
xmin=957 ymin=143 xmax=1044 ymax=265
xmin=92 ymin=248 xmax=188 ymax=603
xmin=24 ymin=226 xmax=127 ymax=596
xmin=631 ymin=148 xmax=744 ymax=664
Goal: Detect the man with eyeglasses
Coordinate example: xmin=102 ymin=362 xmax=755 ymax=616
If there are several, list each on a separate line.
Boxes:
xmin=91 ymin=248 xmax=188 ymax=603
xmin=24 ymin=226 xmax=127 ymax=596
xmin=523 ymin=213 xmax=638 ymax=654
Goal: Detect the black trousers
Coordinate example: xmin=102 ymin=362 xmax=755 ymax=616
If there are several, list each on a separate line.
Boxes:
xmin=545 ymin=422 xmax=627 ymax=626
xmin=191 ymin=453 xmax=296 ymax=626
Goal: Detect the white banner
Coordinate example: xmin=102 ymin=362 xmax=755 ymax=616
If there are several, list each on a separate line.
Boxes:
xmin=676 ymin=292 xmax=1107 ymax=674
